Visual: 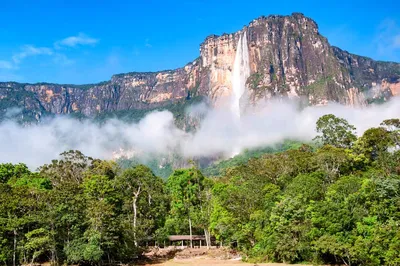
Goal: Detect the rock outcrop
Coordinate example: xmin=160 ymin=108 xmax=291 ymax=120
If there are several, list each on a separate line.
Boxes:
xmin=1 ymin=13 xmax=399 ymax=122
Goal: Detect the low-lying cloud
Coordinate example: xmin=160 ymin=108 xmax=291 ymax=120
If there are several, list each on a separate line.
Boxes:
xmin=0 ymin=98 xmax=399 ymax=169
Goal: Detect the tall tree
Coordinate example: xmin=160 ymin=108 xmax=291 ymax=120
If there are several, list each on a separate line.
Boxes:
xmin=81 ymin=174 xmax=120 ymax=264
xmin=315 ymin=114 xmax=357 ymax=148
xmin=39 ymin=150 xmax=96 ymax=187
xmin=167 ymin=168 xmax=205 ymax=248
xmin=117 ymin=165 xmax=166 ymax=247
xmin=357 ymin=127 xmax=394 ymax=161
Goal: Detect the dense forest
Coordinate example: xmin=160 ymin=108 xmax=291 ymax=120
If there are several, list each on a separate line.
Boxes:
xmin=0 ymin=115 xmax=399 ymax=266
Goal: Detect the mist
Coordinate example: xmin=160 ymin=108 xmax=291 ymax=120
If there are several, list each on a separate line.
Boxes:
xmin=0 ymin=97 xmax=399 ymax=169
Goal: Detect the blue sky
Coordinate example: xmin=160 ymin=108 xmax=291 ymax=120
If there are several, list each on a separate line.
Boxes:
xmin=0 ymin=0 xmax=399 ymax=84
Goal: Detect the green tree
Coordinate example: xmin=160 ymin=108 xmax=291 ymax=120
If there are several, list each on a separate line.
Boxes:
xmin=24 ymin=228 xmax=53 ymax=265
xmin=39 ymin=150 xmax=96 ymax=187
xmin=0 ymin=163 xmax=30 ymax=184
xmin=309 ymin=175 xmax=364 ymax=265
xmin=39 ymin=151 xmax=97 ymax=264
xmin=167 ymin=168 xmax=205 ymax=248
xmin=0 ymin=168 xmax=52 ymax=266
xmin=81 ymin=174 xmax=120 ymax=264
xmin=357 ymin=127 xmax=394 ymax=161
xmin=117 ymin=165 xmax=166 ymax=247
xmin=315 ymin=114 xmax=357 ymax=148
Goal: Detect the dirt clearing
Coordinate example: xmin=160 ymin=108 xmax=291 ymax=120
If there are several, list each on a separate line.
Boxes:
xmin=141 ymin=247 xmax=311 ymax=266
xmin=147 ymin=257 xmax=303 ymax=266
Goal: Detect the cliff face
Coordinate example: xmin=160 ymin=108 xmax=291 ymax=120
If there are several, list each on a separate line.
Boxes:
xmin=200 ymin=13 xmax=400 ymax=107
xmin=0 ymin=62 xmax=203 ymax=121
xmin=1 ymin=13 xmax=399 ymax=122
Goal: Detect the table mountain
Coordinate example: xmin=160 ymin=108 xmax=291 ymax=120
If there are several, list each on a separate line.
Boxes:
xmin=1 ymin=13 xmax=399 ymax=123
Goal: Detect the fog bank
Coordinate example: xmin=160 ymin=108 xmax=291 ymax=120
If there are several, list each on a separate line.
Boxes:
xmin=0 ymin=98 xmax=399 ymax=169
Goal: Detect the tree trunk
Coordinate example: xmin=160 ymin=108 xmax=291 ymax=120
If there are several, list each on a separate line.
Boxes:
xmin=188 ymin=216 xmax=193 ymax=248
xmin=51 ymin=223 xmax=57 ymax=264
xmin=132 ymin=187 xmax=141 ymax=247
xmin=133 ymin=196 xmax=138 ymax=246
xmin=204 ymin=228 xmax=211 ymax=249
xmin=207 ymin=229 xmax=211 ymax=248
xmin=13 ymin=229 xmax=17 ymax=266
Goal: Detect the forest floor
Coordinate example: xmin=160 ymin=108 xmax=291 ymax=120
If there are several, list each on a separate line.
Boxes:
xmin=140 ymin=247 xmax=311 ymax=266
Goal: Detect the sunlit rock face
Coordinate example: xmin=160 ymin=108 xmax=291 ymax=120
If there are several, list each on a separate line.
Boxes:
xmin=1 ymin=13 xmax=399 ymax=121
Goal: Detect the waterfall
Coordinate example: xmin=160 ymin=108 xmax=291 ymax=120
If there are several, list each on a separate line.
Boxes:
xmin=230 ymin=31 xmax=250 ymax=157
xmin=231 ymin=30 xmax=250 ymax=118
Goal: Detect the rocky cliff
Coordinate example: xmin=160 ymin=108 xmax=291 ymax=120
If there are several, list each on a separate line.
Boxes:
xmin=1 ymin=13 xmax=399 ymax=122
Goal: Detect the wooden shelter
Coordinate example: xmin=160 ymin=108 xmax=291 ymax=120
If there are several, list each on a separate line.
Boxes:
xmin=167 ymin=235 xmax=215 ymax=248
xmin=143 ymin=235 xmax=216 ymax=248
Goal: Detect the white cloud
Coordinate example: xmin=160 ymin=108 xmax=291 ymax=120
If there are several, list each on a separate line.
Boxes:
xmin=0 ymin=33 xmax=96 ymax=80
xmin=1 ymin=97 xmax=399 ymax=169
xmin=0 ymin=60 xmax=13 ymax=69
xmin=4 ymin=45 xmax=73 ymax=69
xmin=0 ymin=46 xmax=52 ymax=74
xmin=56 ymin=33 xmax=99 ymax=48
xmin=12 ymin=45 xmax=53 ymax=64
